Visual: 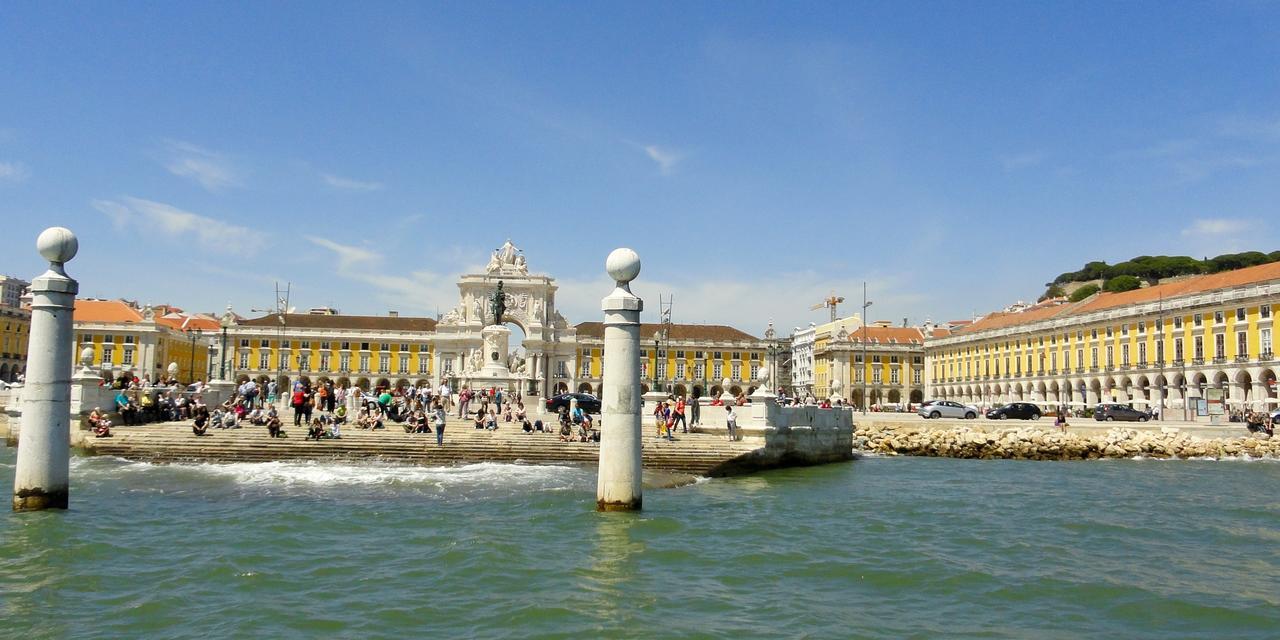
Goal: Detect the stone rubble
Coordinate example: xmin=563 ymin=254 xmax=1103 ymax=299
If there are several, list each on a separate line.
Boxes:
xmin=853 ymin=424 xmax=1278 ymax=461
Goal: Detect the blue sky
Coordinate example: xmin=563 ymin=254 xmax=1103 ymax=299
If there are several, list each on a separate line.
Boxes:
xmin=2 ymin=2 xmax=1278 ymax=335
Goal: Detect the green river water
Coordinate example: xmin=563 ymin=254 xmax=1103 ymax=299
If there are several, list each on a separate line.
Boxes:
xmin=1 ymin=443 xmax=1277 ymax=639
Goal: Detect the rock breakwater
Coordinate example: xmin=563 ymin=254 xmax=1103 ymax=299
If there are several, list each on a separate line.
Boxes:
xmin=854 ymin=424 xmax=1278 ymax=460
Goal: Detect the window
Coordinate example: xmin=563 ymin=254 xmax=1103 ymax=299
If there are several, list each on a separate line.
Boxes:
xmin=122 ymin=348 xmax=134 ymax=365
xmin=259 ymin=353 xmax=270 ymax=369
xmin=301 ymin=341 xmax=310 ymax=349
xmin=1174 ymin=316 xmax=1183 ymax=329
xmin=731 ymin=363 xmax=741 ymax=380
xmin=1155 ymin=341 xmax=1164 ymax=363
xmin=339 ymin=354 xmax=351 ymax=372
xmin=1194 ymin=314 xmax=1202 ymax=327
xmin=341 ymin=341 xmax=350 ymax=350
xmin=872 ymin=355 xmax=881 ymax=363
xmin=379 ymin=355 xmax=390 ymax=373
xmin=260 ymin=340 xmax=269 ymax=348
xmin=1138 ymin=343 xmax=1147 ymax=363
xmin=676 ymin=351 xmax=685 ymax=359
xmin=889 ymin=368 xmax=898 ymax=384
xmin=1121 ymin=324 xmax=1128 ymax=336
xmin=1076 ymin=348 xmax=1084 ymax=368
xmin=380 ymin=343 xmax=390 ymax=352
xmin=360 ymin=342 xmax=370 ymax=351
xmin=1077 ymin=330 xmax=1084 ymax=340
xmin=693 ymin=363 xmax=704 ymax=379
xmin=656 ymin=362 xmax=667 ymax=379
xmin=750 ymin=352 xmax=760 ymax=361
xmin=316 ymin=354 xmax=328 ymax=371
xmin=239 ymin=352 xmax=249 ymax=369
xmin=1137 ymin=321 xmax=1145 ymax=334
xmin=1236 ymin=308 xmax=1246 ymax=322
xmin=400 ymin=343 xmax=409 ymax=352
xmin=1193 ymin=336 xmax=1203 ymax=360
xmin=359 ymin=354 xmax=370 ymax=372
xmin=1262 ymin=328 xmax=1273 ymax=354
xmin=732 ymin=352 xmax=741 ymax=360
xmin=1091 ymin=347 xmax=1098 ymax=366
xmin=282 ymin=340 xmax=291 ymax=348
xmin=912 ymin=369 xmax=922 ymax=384
xmin=713 ymin=352 xmax=722 ymax=360
xmin=1121 ymin=344 xmax=1129 ymax=365
xmin=1214 ymin=311 xmax=1225 ymax=325
xmin=320 ymin=341 xmax=330 ymax=350
xmin=398 ymin=355 xmax=409 ymax=374
xmin=749 ymin=364 xmax=759 ymax=380
xmin=1214 ymin=333 xmax=1225 ymax=359
xmin=240 ymin=339 xmax=249 ymax=348
xmin=1237 ymin=331 xmax=1248 ymax=358
xmin=102 ymin=346 xmax=113 ymax=363
xmin=1174 ymin=338 xmax=1184 ymax=361
xmin=1091 ymin=329 xmax=1098 ymax=339
xmin=676 ymin=362 xmax=686 ymax=379
xmin=713 ymin=363 xmax=722 ymax=380
xmin=694 ymin=351 xmax=704 ymax=359
xmin=1051 ymin=352 xmax=1058 ymax=370
xmin=1262 ymin=305 xmax=1272 ymax=319
xmin=1106 ymin=326 xmax=1113 ymax=338
xmin=872 ymin=368 xmax=882 ymax=383
xmin=298 ymin=354 xmax=310 ymax=371
xmin=418 ymin=356 xmax=429 ymax=375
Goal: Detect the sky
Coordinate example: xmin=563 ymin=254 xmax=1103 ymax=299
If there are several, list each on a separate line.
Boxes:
xmin=2 ymin=2 xmax=1279 ymax=336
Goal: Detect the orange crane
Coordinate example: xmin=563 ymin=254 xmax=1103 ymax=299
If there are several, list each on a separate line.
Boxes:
xmin=810 ymin=293 xmax=844 ymax=322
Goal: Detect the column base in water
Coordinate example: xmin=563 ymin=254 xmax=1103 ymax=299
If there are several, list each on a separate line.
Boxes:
xmin=597 ymin=497 xmax=642 ymax=512
xmin=14 ymin=487 xmax=69 ymax=512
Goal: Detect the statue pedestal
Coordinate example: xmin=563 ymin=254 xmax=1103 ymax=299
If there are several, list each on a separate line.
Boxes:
xmin=466 ymin=325 xmax=523 ymax=393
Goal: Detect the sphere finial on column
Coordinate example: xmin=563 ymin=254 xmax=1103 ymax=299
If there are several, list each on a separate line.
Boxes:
xmin=37 ymin=227 xmax=78 ymax=265
xmin=605 ymin=248 xmax=641 ymax=290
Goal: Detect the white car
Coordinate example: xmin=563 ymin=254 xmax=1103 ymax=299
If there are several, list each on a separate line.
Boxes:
xmin=918 ymin=400 xmax=979 ymax=420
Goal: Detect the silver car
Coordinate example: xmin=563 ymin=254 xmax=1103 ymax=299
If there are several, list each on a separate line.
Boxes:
xmin=918 ymin=400 xmax=980 ymax=419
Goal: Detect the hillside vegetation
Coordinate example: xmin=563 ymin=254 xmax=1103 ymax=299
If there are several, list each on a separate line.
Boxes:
xmin=1039 ymin=251 xmax=1280 ymax=301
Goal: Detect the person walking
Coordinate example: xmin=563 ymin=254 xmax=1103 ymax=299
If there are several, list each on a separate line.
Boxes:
xmin=725 ymin=405 xmax=737 ymax=441
xmin=673 ymin=396 xmax=687 ymax=433
xmin=690 ymin=393 xmax=701 ymax=427
xmin=432 ymin=401 xmax=447 ymax=446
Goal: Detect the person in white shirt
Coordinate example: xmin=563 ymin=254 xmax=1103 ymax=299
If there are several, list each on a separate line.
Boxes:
xmin=725 ymin=405 xmax=738 ymax=441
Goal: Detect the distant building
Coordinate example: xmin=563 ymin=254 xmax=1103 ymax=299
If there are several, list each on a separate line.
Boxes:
xmin=73 ymin=299 xmax=217 ymax=383
xmin=925 ymin=261 xmax=1280 ymax=411
xmin=1 ymin=305 xmax=31 ymax=382
xmin=0 ymin=275 xmax=31 ymax=309
xmin=809 ymin=314 xmax=942 ymax=408
xmin=573 ymin=321 xmax=771 ymax=399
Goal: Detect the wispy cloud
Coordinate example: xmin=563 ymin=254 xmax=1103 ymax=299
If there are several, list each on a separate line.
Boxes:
xmin=1180 ymin=218 xmax=1253 ymax=237
xmin=306 ymin=236 xmax=379 ymax=270
xmin=321 ymin=172 xmax=385 ymax=192
xmin=999 ymin=151 xmax=1045 ymax=171
xmin=0 ymin=161 xmax=29 ymax=184
xmin=642 ymin=145 xmax=682 ymax=175
xmin=92 ymin=196 xmax=265 ymax=255
xmin=161 ymin=140 xmax=240 ymax=191
xmin=1215 ymin=114 xmax=1280 ymax=140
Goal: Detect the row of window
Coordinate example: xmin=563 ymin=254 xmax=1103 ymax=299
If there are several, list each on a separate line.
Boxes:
xmin=937 ymin=305 xmax=1276 ymax=361
xmin=939 ymin=328 xmax=1275 ymax=379
xmin=238 ymin=339 xmax=430 ymax=352
xmin=243 ymin=352 xmax=432 ymax=375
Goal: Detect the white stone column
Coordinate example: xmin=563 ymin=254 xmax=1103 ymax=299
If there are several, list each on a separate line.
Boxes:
xmin=13 ymin=227 xmax=79 ymax=512
xmin=597 ymin=248 xmax=643 ymax=512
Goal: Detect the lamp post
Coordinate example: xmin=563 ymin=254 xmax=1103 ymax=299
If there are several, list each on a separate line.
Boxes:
xmin=861 ymin=281 xmax=873 ymax=414
xmin=186 ymin=327 xmax=203 ymax=384
xmin=219 ymin=306 xmax=231 ymax=381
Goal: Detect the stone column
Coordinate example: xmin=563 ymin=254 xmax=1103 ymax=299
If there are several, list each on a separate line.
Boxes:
xmin=597 ymin=248 xmax=643 ymax=512
xmin=13 ymin=227 xmax=79 ymax=512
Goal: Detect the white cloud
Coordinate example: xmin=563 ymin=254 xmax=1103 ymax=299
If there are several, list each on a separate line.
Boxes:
xmin=321 ymin=173 xmax=385 ymax=192
xmin=999 ymin=152 xmax=1044 ymax=171
xmin=642 ymin=145 xmax=681 ymax=175
xmin=1180 ymin=218 xmax=1252 ymax=237
xmin=306 ymin=236 xmax=379 ymax=271
xmin=161 ymin=140 xmax=240 ymax=191
xmin=0 ymin=161 xmax=29 ymax=184
xmin=91 ymin=196 xmax=266 ymax=255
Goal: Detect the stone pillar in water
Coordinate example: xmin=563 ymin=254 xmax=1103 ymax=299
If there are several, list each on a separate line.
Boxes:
xmin=597 ymin=248 xmax=643 ymax=512
xmin=13 ymin=227 xmax=79 ymax=512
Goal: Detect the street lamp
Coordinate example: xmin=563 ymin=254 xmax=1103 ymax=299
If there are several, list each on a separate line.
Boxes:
xmin=186 ymin=327 xmax=203 ymax=384
xmin=861 ymin=281 xmax=872 ymax=414
xmin=219 ymin=305 xmax=233 ymax=381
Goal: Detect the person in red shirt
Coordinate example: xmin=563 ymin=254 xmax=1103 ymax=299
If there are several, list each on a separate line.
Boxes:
xmin=673 ymin=397 xmax=687 ymax=433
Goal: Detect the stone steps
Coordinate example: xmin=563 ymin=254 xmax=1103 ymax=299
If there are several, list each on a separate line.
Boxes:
xmin=82 ymin=421 xmax=758 ymax=476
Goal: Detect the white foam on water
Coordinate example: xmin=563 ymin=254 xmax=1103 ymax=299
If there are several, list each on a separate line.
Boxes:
xmin=134 ymin=458 xmax=589 ymax=490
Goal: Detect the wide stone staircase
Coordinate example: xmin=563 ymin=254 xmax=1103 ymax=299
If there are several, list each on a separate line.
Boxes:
xmin=81 ymin=419 xmax=762 ymax=477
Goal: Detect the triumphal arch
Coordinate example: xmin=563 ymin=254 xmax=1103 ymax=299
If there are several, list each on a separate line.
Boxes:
xmin=433 ymin=240 xmax=578 ymax=395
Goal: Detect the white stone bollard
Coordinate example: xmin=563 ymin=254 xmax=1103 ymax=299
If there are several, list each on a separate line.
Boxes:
xmin=596 ymin=248 xmax=644 ymax=512
xmin=13 ymin=227 xmax=79 ymax=511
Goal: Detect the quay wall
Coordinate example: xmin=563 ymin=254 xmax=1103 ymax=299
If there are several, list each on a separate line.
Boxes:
xmin=855 ymin=421 xmax=1279 ymax=460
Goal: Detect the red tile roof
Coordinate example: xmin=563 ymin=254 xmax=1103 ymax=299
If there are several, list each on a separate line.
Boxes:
xmin=73 ymin=299 xmax=143 ymax=323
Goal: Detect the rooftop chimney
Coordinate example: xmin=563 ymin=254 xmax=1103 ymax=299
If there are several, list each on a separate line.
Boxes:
xmin=388 ymin=310 xmax=399 ymax=318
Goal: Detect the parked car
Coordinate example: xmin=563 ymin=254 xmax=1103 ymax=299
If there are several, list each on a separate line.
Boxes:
xmin=986 ymin=402 xmax=1043 ymax=420
xmin=1093 ymin=403 xmax=1151 ymax=422
xmin=918 ymin=400 xmax=979 ymax=419
xmin=545 ymin=393 xmax=601 ymax=414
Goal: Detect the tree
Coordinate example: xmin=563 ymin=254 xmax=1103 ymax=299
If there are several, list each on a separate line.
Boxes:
xmin=1103 ymin=275 xmax=1141 ymax=293
xmin=1068 ymin=283 xmax=1100 ymax=302
xmin=1039 ymin=284 xmax=1066 ymax=302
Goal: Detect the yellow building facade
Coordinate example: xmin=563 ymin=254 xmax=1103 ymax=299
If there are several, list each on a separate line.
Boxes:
xmin=811 ymin=319 xmax=933 ymax=408
xmin=1 ymin=305 xmax=31 ymax=383
xmin=572 ymin=322 xmax=772 ymax=398
xmin=926 ymin=262 xmax=1280 ymax=413
xmin=73 ymin=300 xmax=215 ymax=383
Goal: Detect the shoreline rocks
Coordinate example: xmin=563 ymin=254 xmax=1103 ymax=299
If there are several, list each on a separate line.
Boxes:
xmin=853 ymin=424 xmax=1278 ymax=461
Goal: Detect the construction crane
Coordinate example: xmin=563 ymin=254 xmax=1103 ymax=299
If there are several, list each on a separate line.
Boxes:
xmin=810 ymin=292 xmax=845 ymax=322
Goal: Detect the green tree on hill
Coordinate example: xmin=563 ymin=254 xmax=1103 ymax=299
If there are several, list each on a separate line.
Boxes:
xmin=1068 ymin=283 xmax=1100 ymax=302
xmin=1103 ymin=275 xmax=1141 ymax=293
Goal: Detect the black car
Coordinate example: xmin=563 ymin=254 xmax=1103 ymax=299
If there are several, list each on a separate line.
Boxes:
xmin=545 ymin=393 xmax=602 ymax=414
xmin=1093 ymin=403 xmax=1151 ymax=422
xmin=985 ymin=402 xmax=1042 ymax=420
